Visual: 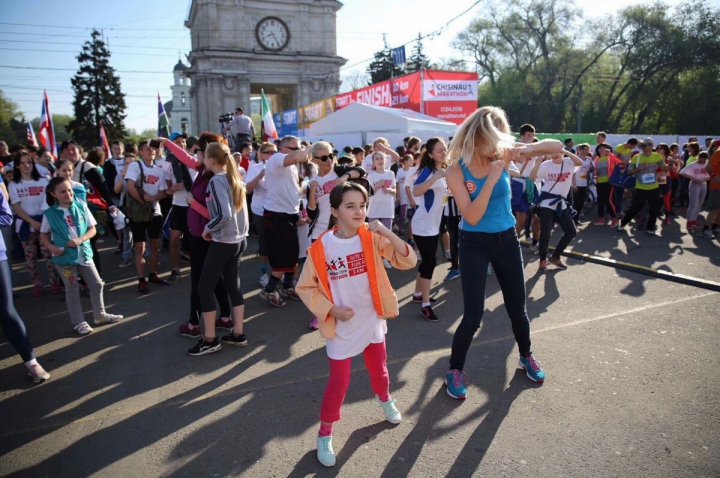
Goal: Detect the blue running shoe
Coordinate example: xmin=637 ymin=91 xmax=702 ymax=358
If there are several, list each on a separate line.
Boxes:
xmin=445 ymin=369 xmax=468 ymax=399
xmin=444 ymin=269 xmax=460 ymax=281
xmin=519 ymin=352 xmax=546 ymax=383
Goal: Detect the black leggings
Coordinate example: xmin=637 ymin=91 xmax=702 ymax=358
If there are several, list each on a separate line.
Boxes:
xmin=189 ymin=235 xmax=231 ymax=325
xmin=596 ymin=182 xmax=616 ymax=219
xmin=538 ymin=207 xmax=577 ymax=261
xmin=572 ymin=186 xmax=587 ymax=216
xmin=198 ymin=239 xmax=247 ymax=314
xmin=0 ymin=259 xmax=34 ymax=362
xmin=414 ymin=234 xmax=439 ymax=279
xmin=445 ymin=214 xmax=460 ymax=270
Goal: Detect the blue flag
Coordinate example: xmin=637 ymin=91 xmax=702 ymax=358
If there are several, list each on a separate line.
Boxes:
xmin=391 ymin=46 xmax=406 ymax=66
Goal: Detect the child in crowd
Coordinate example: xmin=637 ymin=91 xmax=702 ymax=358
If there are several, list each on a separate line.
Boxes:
xmin=680 ymin=151 xmax=711 ymax=232
xmin=571 ymin=144 xmax=594 ymax=222
xmin=394 ymin=155 xmax=412 ymax=237
xmin=296 ymin=182 xmax=417 ymax=468
xmin=367 ymin=152 xmax=396 ymax=268
xmin=40 ymin=177 xmax=123 ymax=335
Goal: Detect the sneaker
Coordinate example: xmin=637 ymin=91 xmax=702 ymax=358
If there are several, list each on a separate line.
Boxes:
xmin=701 ymin=229 xmax=713 ymax=239
xmin=165 ymin=270 xmax=180 ymax=285
xmin=27 ymin=364 xmax=50 ymax=384
xmin=179 ymin=323 xmax=201 ymax=338
xmin=444 ymin=269 xmax=460 ymax=281
xmin=215 ymin=317 xmax=234 ymax=331
xmin=51 ymin=282 xmax=63 ymax=294
xmin=593 ymin=218 xmax=605 ymax=226
xmin=609 ymin=218 xmax=619 ymax=228
xmin=32 ymin=284 xmax=43 ymax=297
xmin=519 ymin=352 xmax=546 ymax=383
xmin=444 ymin=369 xmax=468 ymax=400
xmin=114 ymin=247 xmax=122 ymax=255
xmin=616 ymin=222 xmax=625 ymax=232
xmin=138 ymin=281 xmax=149 ymax=295
xmin=259 ymin=273 xmax=270 ymax=288
xmin=308 ymin=315 xmax=319 ymax=330
xmin=529 ymin=243 xmax=539 ymax=254
xmin=382 ymin=258 xmax=392 ymax=269
xmin=259 ymin=289 xmax=286 ymax=307
xmin=376 ymin=395 xmax=402 ymax=424
xmin=221 ymin=332 xmax=248 ymax=347
xmin=119 ymin=260 xmax=133 ymax=268
xmin=663 ymin=217 xmax=671 ymax=225
xmin=94 ymin=313 xmax=123 ymax=325
xmin=74 ymin=322 xmax=94 ymax=336
xmin=316 ymin=436 xmax=336 ymax=467
xmin=538 ymin=260 xmax=547 ymax=274
xmin=548 ymin=256 xmax=567 ymax=270
xmin=148 ymin=273 xmax=169 ymax=285
xmin=279 ymin=287 xmax=301 ymax=301
xmin=420 ymin=305 xmax=439 ymax=322
xmin=443 ymin=250 xmax=451 ymax=261
xmin=645 ymin=229 xmax=658 ymax=236
xmin=188 ymin=337 xmax=221 ymax=356
xmin=487 ymin=265 xmax=493 ymax=276
xmin=412 ymin=294 xmax=436 ymax=303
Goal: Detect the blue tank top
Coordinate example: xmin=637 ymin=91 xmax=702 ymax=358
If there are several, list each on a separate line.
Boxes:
xmin=458 ymin=158 xmax=516 ymax=233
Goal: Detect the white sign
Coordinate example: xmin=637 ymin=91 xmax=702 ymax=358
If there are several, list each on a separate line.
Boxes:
xmin=423 ymin=80 xmax=477 ymax=102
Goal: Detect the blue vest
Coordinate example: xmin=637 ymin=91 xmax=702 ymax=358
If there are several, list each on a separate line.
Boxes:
xmin=458 ymin=158 xmax=516 ymax=233
xmin=42 ymin=200 xmax=93 ymax=265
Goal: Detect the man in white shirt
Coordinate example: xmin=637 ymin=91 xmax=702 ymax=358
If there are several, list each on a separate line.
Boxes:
xmin=260 ymin=135 xmax=311 ymax=307
xmin=223 ymin=107 xmax=256 ymax=152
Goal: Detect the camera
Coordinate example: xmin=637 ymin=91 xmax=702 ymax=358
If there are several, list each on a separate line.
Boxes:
xmin=218 ymin=113 xmax=234 ymax=123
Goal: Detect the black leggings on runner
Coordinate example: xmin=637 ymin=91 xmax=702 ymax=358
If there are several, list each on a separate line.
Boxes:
xmin=198 ymin=239 xmax=247 ymax=313
xmin=413 ymin=234 xmax=439 ymax=279
xmin=189 ymin=235 xmax=231 ymax=325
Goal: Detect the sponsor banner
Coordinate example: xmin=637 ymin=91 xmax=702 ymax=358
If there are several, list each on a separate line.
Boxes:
xmin=279 ymin=108 xmax=299 ymax=136
xmin=423 ymin=80 xmax=477 ymax=102
xmin=335 ymin=72 xmax=422 ymax=111
xmin=301 ymin=97 xmax=336 ymax=127
xmin=424 ymin=102 xmax=477 ymax=125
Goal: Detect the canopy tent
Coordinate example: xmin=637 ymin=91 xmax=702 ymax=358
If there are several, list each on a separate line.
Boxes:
xmin=308 ymin=102 xmax=458 ymax=143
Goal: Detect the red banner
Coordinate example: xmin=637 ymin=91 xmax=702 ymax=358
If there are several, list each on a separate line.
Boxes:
xmin=336 ymin=72 xmax=422 ymax=111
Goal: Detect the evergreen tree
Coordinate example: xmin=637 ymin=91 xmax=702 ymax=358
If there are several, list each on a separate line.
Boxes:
xmin=366 ymin=35 xmax=405 ymax=84
xmin=407 ymin=33 xmax=431 ymax=72
xmin=69 ymin=29 xmax=127 ymax=146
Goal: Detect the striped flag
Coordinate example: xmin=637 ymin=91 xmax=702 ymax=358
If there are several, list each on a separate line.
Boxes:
xmin=261 ymin=89 xmax=278 ymax=141
xmin=99 ymin=122 xmax=111 ymax=158
xmin=26 ymin=119 xmax=38 ymax=147
xmin=38 ymin=90 xmax=56 ymax=157
xmin=158 ymin=92 xmax=171 ymax=138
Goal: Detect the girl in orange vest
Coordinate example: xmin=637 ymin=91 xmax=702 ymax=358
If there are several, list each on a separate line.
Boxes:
xmin=296 ymin=182 xmax=417 ymax=467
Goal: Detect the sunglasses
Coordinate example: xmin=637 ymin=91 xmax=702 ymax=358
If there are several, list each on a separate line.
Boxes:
xmin=313 ymin=154 xmax=335 ymax=162
xmin=284 ymin=146 xmax=301 ymax=151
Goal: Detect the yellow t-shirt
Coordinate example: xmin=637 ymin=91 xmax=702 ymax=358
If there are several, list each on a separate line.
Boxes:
xmin=632 ymin=152 xmax=663 ymax=190
xmin=615 ymin=144 xmax=634 ymax=162
xmin=686 ymin=155 xmax=698 ymax=165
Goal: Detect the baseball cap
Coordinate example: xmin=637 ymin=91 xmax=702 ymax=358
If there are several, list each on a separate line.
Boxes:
xmin=169 ymin=132 xmax=188 ymax=141
xmin=640 ymin=138 xmax=654 ymax=146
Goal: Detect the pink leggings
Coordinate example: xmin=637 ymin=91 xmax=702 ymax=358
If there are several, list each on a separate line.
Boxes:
xmin=320 ymin=340 xmax=390 ymax=423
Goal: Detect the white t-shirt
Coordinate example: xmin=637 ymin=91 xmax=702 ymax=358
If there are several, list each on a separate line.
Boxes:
xmin=680 ymin=162 xmax=711 ymax=182
xmin=310 ymin=170 xmax=338 ymax=240
xmin=166 ymin=161 xmax=199 ymax=207
xmin=9 ymin=178 xmax=49 ymax=233
xmin=536 ymin=158 xmax=578 ymax=210
xmin=40 ymin=202 xmax=97 ymax=265
xmin=124 ymin=161 xmax=167 ymax=216
xmin=411 ymin=167 xmax=447 ymax=237
xmin=367 ymin=170 xmax=396 ymax=219
xmin=520 ymin=157 xmax=543 ymax=191
xmin=574 ymin=158 xmax=594 ymax=187
xmin=395 ymin=167 xmax=410 ymax=205
xmin=362 ymin=153 xmax=391 ymax=171
xmin=263 ymin=153 xmax=301 ymax=214
xmin=404 ymin=166 xmax=418 ymax=206
xmin=246 ymin=162 xmax=267 ymax=216
xmin=321 ymin=232 xmax=386 ymax=360
xmin=35 ymin=163 xmax=53 ymax=180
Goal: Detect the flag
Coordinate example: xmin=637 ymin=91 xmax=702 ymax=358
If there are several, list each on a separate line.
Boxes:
xmin=392 ymin=46 xmax=406 ymax=66
xmin=158 ymin=92 xmax=171 ymax=138
xmin=261 ymin=89 xmax=278 ymax=141
xmin=38 ymin=90 xmax=56 ymax=157
xmin=99 ymin=122 xmax=111 ymax=158
xmin=26 ymin=119 xmax=38 ymax=147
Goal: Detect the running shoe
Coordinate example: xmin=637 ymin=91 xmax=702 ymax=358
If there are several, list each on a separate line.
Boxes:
xmin=215 ymin=317 xmax=234 ymax=331
xmin=148 ymin=273 xmax=169 ymax=285
xmin=548 ymin=256 xmax=567 ymax=270
xmin=593 ymin=218 xmax=605 ymax=226
xmin=165 ymin=270 xmax=180 ymax=285
xmin=412 ymin=294 xmax=436 ymax=303
xmin=74 ymin=322 xmax=94 ymax=336
xmin=382 ymin=258 xmax=392 ymax=269
xmin=94 ymin=313 xmax=123 ymax=325
xmin=529 ymin=243 xmax=539 ymax=254
xmin=51 ymin=282 xmax=63 ymax=294
xmin=308 ymin=315 xmax=319 ymax=330
xmin=616 ymin=222 xmax=625 ymax=232
xmin=179 ymin=323 xmax=201 ymax=338
xmin=376 ymin=395 xmax=402 ymax=424
xmin=32 ymin=284 xmax=43 ymax=297
xmin=317 ymin=436 xmax=336 ymax=467
xmin=609 ymin=218 xmax=619 ymax=228
xmin=519 ymin=352 xmax=546 ymax=383
xmin=279 ymin=287 xmax=301 ymax=301
xmin=445 ymin=369 xmax=468 ymax=400
xmin=188 ymin=337 xmax=221 ymax=356
xmin=119 ymin=260 xmax=133 ymax=268
xmin=138 ymin=281 xmax=149 ymax=295
xmin=259 ymin=273 xmax=269 ymax=288
xmin=538 ymin=260 xmax=547 ymax=274
xmin=260 ymin=289 xmax=286 ymax=307
xmin=645 ymin=229 xmax=658 ymax=236
xmin=420 ymin=305 xmax=439 ymax=322
xmin=27 ymin=364 xmax=50 ymax=384
xmin=444 ymin=269 xmax=460 ymax=281
xmin=663 ymin=217 xmax=671 ymax=225
xmin=221 ymin=332 xmax=248 ymax=347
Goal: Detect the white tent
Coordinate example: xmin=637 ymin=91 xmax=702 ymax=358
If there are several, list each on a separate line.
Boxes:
xmin=307 ymin=102 xmax=457 ymax=145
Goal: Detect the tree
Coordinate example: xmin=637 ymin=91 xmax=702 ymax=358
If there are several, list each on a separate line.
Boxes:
xmin=340 ymin=70 xmax=371 ymax=93
xmin=366 ymin=35 xmax=406 ymax=84
xmin=30 ymin=114 xmax=74 ymax=144
xmin=0 ymin=90 xmax=24 ymax=146
xmin=68 ymin=29 xmax=127 ymax=147
xmin=407 ymin=33 xmax=431 ymax=72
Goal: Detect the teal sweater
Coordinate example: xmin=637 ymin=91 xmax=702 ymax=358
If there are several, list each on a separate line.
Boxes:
xmin=42 ymin=200 xmax=93 ymax=265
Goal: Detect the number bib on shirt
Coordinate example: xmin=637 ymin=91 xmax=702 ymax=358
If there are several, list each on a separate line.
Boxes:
xmin=639 ymin=172 xmax=656 ymax=185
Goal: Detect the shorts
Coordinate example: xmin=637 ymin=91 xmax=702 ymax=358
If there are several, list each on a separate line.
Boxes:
xmin=169 ymin=205 xmax=188 ymax=232
xmin=252 ymin=212 xmax=268 ymax=256
xmin=130 ymin=215 xmax=163 ymax=243
xmin=708 ymin=188 xmax=720 ymax=209
xmin=263 ymin=210 xmax=300 ymax=272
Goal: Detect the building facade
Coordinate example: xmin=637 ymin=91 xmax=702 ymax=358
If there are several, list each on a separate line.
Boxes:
xmin=166 ymin=60 xmax=193 ymax=135
xmin=184 ymin=0 xmax=346 ymax=134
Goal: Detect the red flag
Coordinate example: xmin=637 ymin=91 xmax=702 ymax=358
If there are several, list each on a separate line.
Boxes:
xmin=99 ymin=122 xmax=111 ymax=158
xmin=38 ymin=90 xmax=56 ymax=158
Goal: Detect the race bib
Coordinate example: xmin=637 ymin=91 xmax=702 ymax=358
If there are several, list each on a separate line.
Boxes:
xmin=579 ymin=173 xmax=587 ymax=180
xmin=656 ymin=173 xmax=667 ymax=185
xmin=639 ymin=172 xmax=656 ymax=185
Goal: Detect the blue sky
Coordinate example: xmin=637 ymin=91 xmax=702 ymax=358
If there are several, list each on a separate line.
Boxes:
xmin=1 ymin=0 xmax=694 ymax=134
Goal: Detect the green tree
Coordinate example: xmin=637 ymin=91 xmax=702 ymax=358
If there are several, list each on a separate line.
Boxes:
xmin=30 ymin=114 xmax=74 ymax=144
xmin=407 ymin=33 xmax=431 ymax=73
xmin=0 ymin=90 xmax=24 ymax=146
xmin=366 ymin=35 xmax=406 ymax=84
xmin=68 ymin=29 xmax=127 ymax=147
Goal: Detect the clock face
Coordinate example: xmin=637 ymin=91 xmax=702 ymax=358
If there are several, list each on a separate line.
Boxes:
xmin=255 ymin=17 xmax=290 ymax=52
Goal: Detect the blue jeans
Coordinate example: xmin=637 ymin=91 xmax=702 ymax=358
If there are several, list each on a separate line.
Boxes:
xmin=0 ymin=260 xmax=35 ymax=362
xmin=449 ymin=227 xmax=531 ymax=371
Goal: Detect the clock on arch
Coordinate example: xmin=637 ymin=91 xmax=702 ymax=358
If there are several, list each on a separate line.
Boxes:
xmin=255 ymin=16 xmax=290 ymax=52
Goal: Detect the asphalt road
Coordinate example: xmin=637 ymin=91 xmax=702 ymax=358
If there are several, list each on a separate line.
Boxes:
xmin=0 ymin=222 xmax=718 ymax=477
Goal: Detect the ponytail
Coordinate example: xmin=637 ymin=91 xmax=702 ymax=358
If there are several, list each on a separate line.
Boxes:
xmin=205 ymin=142 xmax=246 ymax=211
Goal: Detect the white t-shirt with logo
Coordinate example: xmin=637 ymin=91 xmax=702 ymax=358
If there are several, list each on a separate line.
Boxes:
xmin=165 ymin=160 xmax=199 ymax=207
xmin=680 ymin=161 xmax=711 ymax=182
xmin=321 ymin=232 xmax=386 ymax=360
xmin=404 ymin=166 xmax=418 ymax=206
xmin=310 ymin=170 xmax=338 ymax=240
xmin=9 ymin=178 xmax=49 ymax=233
xmin=395 ymin=167 xmax=410 ymax=205
xmin=263 ymin=153 xmax=301 ymax=214
xmin=574 ymin=158 xmax=594 ymax=187
xmin=411 ymin=167 xmax=447 ymax=237
xmin=40 ymin=202 xmax=97 ymax=265
xmin=246 ymin=162 xmax=267 ymax=216
xmin=536 ymin=158 xmax=579 ymax=210
xmin=124 ymin=161 xmax=167 ymax=216
xmin=367 ymin=170 xmax=396 ymax=219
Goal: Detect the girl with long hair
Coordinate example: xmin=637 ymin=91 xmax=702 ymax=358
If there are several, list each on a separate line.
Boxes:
xmin=656 ymin=144 xmax=680 ymax=224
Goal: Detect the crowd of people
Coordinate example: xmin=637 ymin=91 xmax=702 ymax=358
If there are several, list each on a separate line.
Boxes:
xmin=0 ymin=109 xmax=718 ymax=467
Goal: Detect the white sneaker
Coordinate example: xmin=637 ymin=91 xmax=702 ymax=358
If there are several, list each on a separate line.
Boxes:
xmin=259 ymin=273 xmax=269 ymax=288
xmin=382 ymin=258 xmax=392 ymax=269
xmin=74 ymin=322 xmax=94 ymax=335
xmin=376 ymin=395 xmax=402 ymax=424
xmin=94 ymin=313 xmax=124 ymax=325
xmin=317 ymin=436 xmax=336 ymax=467
xmin=27 ymin=363 xmax=50 ymax=383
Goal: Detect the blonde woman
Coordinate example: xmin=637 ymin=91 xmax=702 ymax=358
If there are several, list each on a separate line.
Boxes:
xmin=188 ymin=142 xmax=249 ymax=356
xmin=443 ymin=106 xmax=563 ymax=399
